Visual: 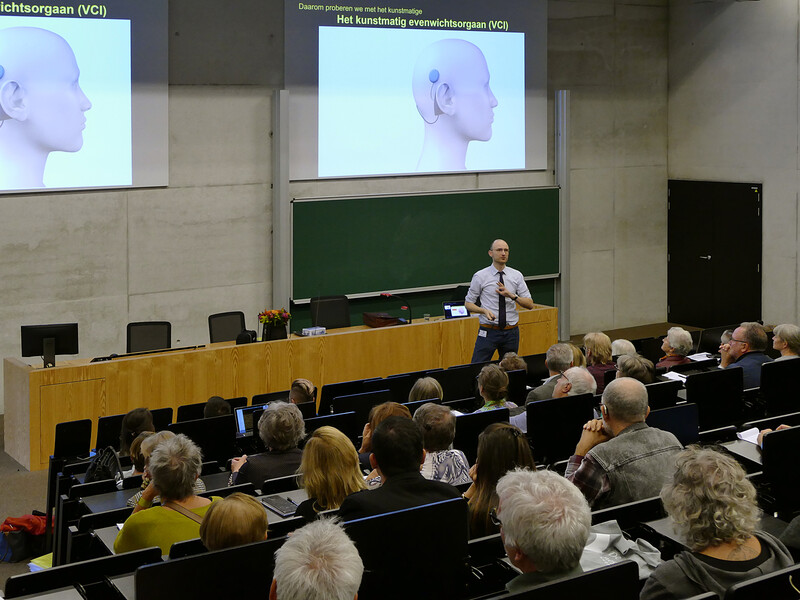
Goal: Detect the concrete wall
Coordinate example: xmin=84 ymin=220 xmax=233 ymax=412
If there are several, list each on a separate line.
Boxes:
xmin=668 ymin=0 xmax=799 ymax=326
xmin=0 ymin=0 xmax=670 ymax=413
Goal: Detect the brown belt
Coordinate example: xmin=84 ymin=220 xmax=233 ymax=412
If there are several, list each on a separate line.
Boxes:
xmin=481 ymin=324 xmax=518 ymax=331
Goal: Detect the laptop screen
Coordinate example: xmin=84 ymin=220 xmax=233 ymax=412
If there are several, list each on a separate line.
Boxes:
xmin=235 ymin=405 xmax=265 ymax=436
xmin=443 ymin=301 xmax=469 ymax=319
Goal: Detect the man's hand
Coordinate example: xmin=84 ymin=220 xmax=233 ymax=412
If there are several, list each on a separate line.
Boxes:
xmin=483 ymin=308 xmax=496 ymax=321
xmin=758 ymin=424 xmax=791 ymax=447
xmin=575 ymin=419 xmax=611 ymax=456
xmin=719 ymin=343 xmax=733 ymax=368
xmin=496 ymin=281 xmax=514 ymax=298
xmin=231 ymin=455 xmax=247 ymax=473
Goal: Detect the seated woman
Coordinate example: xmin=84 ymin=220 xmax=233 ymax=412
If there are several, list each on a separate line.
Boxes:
xmin=657 ymin=327 xmax=694 ymax=370
xmin=358 ymin=401 xmax=412 ymax=472
xmin=199 ymin=492 xmax=268 ymax=551
xmin=616 ymin=353 xmax=656 ymax=384
xmin=408 ymin=377 xmax=444 ymax=403
xmin=772 ymin=323 xmax=800 ymax=361
xmin=121 ymin=431 xmax=152 ymax=480
xmin=413 ymin=403 xmax=471 ymax=486
xmin=640 ymin=447 xmax=793 ymax=600
xmin=464 ymin=422 xmax=535 ymax=538
xmin=475 ymin=364 xmax=517 ymax=413
xmin=568 ymin=342 xmax=587 ymax=368
xmin=583 ymin=332 xmax=616 ymax=394
xmin=230 ymin=402 xmax=305 ymax=487
xmin=294 ymin=426 xmax=366 ymax=521
xmin=611 ymin=338 xmax=636 ymax=358
xmin=119 ymin=407 xmax=154 ymax=456
xmin=127 ymin=431 xmax=206 ymax=507
xmin=114 ymin=434 xmax=221 ymax=554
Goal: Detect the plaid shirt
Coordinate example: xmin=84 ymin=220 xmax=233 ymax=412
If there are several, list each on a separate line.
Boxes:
xmin=564 ymin=454 xmax=611 ymax=507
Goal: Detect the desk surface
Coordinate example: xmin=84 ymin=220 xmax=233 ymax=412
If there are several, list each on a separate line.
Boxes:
xmin=723 ymin=439 xmax=763 ymax=470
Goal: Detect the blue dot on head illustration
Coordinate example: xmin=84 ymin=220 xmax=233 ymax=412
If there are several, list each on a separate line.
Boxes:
xmin=0 ymin=26 xmax=92 ymax=189
xmin=412 ymin=39 xmax=498 ymax=172
xmin=0 ymin=64 xmax=5 ymax=79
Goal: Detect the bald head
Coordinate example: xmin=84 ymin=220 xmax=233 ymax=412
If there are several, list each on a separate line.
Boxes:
xmin=602 ymin=378 xmax=649 ymax=424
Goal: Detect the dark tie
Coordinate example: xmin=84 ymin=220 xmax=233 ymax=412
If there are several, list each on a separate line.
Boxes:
xmin=498 ymin=271 xmax=506 ymax=329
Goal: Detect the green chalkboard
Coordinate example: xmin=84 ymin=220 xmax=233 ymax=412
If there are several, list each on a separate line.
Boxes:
xmin=291 ymin=187 xmax=559 ymax=300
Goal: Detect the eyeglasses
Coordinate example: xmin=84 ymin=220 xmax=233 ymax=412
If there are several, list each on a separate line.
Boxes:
xmin=489 ymin=507 xmax=502 ymax=528
xmin=729 ymin=338 xmax=748 ymax=345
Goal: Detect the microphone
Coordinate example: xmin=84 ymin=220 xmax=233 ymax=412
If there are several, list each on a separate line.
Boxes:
xmin=380 ymin=292 xmax=413 ymax=324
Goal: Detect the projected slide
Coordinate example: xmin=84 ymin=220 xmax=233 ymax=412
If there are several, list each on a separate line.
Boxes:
xmin=286 ymin=0 xmax=546 ymax=180
xmin=0 ymin=1 xmax=167 ymax=194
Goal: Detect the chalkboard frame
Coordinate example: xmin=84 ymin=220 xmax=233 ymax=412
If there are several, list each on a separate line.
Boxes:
xmin=291 ymin=187 xmax=560 ymax=302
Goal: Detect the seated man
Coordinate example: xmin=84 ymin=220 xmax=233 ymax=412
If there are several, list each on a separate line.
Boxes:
xmin=511 ymin=366 xmax=596 ymax=433
xmin=338 ymin=416 xmax=461 ymax=521
xmin=270 ymin=519 xmax=363 ymax=600
xmin=525 ymin=343 xmax=573 ymax=403
xmin=496 ymin=469 xmax=591 ymax=593
xmin=720 ymin=321 xmax=772 ymax=388
xmin=565 ymin=378 xmax=682 ymax=509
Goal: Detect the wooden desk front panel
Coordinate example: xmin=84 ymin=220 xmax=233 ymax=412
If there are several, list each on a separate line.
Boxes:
xmin=7 ymin=307 xmax=557 ymax=470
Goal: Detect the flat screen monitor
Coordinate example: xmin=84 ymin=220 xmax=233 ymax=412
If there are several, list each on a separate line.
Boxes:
xmin=285 ymin=0 xmax=547 ymax=180
xmin=0 ymin=0 xmax=168 ymax=194
xmin=21 ymin=322 xmax=79 ymax=368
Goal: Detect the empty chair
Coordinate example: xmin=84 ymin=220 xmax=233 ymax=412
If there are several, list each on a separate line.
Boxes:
xmin=94 ymin=413 xmax=125 ymax=452
xmin=150 ymin=406 xmax=173 ymax=430
xmin=427 ymin=365 xmax=477 ymax=403
xmin=698 ymin=324 xmax=739 ymax=355
xmin=319 ymin=378 xmax=368 ymax=415
xmin=760 ymin=358 xmax=800 ymax=416
xmin=645 ymin=380 xmax=683 ymax=410
xmin=168 ymin=415 xmax=236 ymax=465
xmin=304 ymin=411 xmax=360 ymax=444
xmin=646 ymin=403 xmax=700 ymax=446
xmin=309 ymin=295 xmax=351 ymax=329
xmin=684 ymin=367 xmax=744 ymax=430
xmin=252 ymin=390 xmax=289 ymax=406
xmin=260 ymin=473 xmax=301 ymax=495
xmin=725 ymin=563 xmax=800 ymax=599
xmin=53 ymin=418 xmax=92 ymax=460
xmin=208 ymin=311 xmax=246 ymax=343
xmin=126 ymin=321 xmax=171 ymax=354
xmin=332 ymin=389 xmax=392 ymax=425
xmin=525 ymin=393 xmax=596 ymax=466
xmin=522 ymin=353 xmax=549 ymax=387
xmin=761 ymin=425 xmax=800 ymax=517
xmin=637 ymin=336 xmax=666 ymax=365
xmin=176 ymin=401 xmax=206 ymax=423
xmin=453 ymin=408 xmax=510 ymax=465
xmin=505 ymin=369 xmax=527 ymax=406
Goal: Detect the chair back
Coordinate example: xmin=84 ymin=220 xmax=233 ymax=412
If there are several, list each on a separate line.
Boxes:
xmin=127 ymin=321 xmax=171 ymax=354
xmin=176 ymin=401 xmax=206 ymax=423
xmin=76 ymin=506 xmax=133 ymax=533
xmin=344 ymin=498 xmax=469 ymax=600
xmin=169 ymin=537 xmax=208 ymax=559
xmin=261 ymin=473 xmax=301 ymax=495
xmin=150 ymin=407 xmax=173 ymax=430
xmin=761 ymin=425 xmax=800 ymax=516
xmin=526 ymin=393 xmax=596 ymax=465
xmin=226 ymin=396 xmax=247 ymax=411
xmin=698 ymin=324 xmax=739 ymax=354
xmin=428 ymin=365 xmax=477 ymax=403
xmin=506 ymin=369 xmax=527 ymax=405
xmin=53 ymin=419 xmax=92 ymax=460
xmin=760 ymin=358 xmax=800 ymax=416
xmin=637 ymin=337 xmax=665 ymax=364
xmin=684 ymin=367 xmax=744 ymax=430
xmin=332 ymin=389 xmax=392 ymax=425
xmin=208 ymin=311 xmax=246 ymax=343
xmin=95 ymin=413 xmax=125 ymax=452
xmin=252 ymin=390 xmax=289 ymax=405
xmin=453 ymin=408 xmax=510 ymax=465
xmin=521 ymin=353 xmax=549 ymax=387
xmin=725 ymin=562 xmax=800 ymax=599
xmin=645 ymin=380 xmax=682 ymax=410
xmin=402 ymin=397 xmax=441 ymax=416
xmin=309 ymin=295 xmax=351 ymax=329
xmin=319 ymin=378 xmax=368 ymax=415
xmin=590 ymin=495 xmax=665 ymax=529
xmin=502 ymin=560 xmax=639 ymax=599
xmin=303 ymin=411 xmax=360 ymax=445
xmin=168 ymin=414 xmax=236 ymax=464
xmin=647 ymin=403 xmax=699 ymax=446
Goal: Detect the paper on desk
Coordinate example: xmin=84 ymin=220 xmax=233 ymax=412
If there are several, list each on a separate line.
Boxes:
xmin=661 ymin=371 xmax=686 ymax=382
xmin=737 ymin=427 xmax=760 ymax=445
xmin=688 ymin=352 xmax=713 ymax=361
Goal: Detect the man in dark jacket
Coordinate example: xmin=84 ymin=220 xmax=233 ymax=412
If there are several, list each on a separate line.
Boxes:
xmin=720 ymin=321 xmax=772 ymax=389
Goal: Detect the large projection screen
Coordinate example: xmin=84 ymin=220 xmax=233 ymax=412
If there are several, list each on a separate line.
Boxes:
xmin=286 ymin=0 xmax=547 ymax=180
xmin=0 ymin=0 xmax=168 ymax=194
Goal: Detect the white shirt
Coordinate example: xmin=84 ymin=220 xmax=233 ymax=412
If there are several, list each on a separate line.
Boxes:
xmin=465 ymin=265 xmax=531 ymax=326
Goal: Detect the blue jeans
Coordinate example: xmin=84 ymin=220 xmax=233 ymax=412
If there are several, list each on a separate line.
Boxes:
xmin=471 ymin=326 xmax=520 ymax=363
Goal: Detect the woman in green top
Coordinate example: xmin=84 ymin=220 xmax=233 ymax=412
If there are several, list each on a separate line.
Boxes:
xmin=114 ymin=434 xmax=220 ymax=554
xmin=475 ymin=364 xmax=517 ymax=413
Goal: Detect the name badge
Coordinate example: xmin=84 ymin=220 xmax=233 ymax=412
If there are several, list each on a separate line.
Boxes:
xmin=478 ymin=329 xmax=487 ymax=338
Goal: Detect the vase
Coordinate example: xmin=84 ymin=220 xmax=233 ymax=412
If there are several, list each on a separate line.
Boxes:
xmin=263 ymin=322 xmax=288 ymax=341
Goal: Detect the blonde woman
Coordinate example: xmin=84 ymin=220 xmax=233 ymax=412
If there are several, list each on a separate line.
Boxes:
xmin=294 ymin=426 xmax=367 ymax=521
xmin=583 ymin=332 xmax=616 ymax=394
xmin=199 ymin=492 xmax=268 ymax=550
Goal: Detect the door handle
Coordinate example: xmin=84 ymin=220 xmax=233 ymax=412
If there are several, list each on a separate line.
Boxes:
xmin=699 ymin=255 xmax=712 ymax=260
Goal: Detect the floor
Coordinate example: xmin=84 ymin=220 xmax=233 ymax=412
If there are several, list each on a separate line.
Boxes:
xmin=0 ymin=321 xmax=686 ymax=589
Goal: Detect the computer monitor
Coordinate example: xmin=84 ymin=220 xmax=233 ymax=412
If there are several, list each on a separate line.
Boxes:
xmin=21 ymin=323 xmax=79 ymax=368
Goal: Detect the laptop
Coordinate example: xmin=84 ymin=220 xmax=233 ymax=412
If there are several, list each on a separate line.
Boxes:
xmin=234 ymin=405 xmax=265 ymax=437
xmin=443 ymin=300 xmax=469 ymax=319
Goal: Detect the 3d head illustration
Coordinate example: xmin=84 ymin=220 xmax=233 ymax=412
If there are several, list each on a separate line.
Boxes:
xmin=412 ymin=39 xmax=497 ymax=172
xmin=0 ymin=26 xmax=92 ymax=189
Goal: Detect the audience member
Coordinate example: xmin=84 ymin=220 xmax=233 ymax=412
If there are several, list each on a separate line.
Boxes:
xmin=511 ymin=366 xmax=596 ymax=433
xmin=270 ymin=519 xmax=363 ymax=600
xmin=615 ymin=353 xmax=655 ymax=384
xmin=123 ymin=431 xmax=153 ymax=479
xmin=114 ymin=434 xmax=220 ymax=554
xmin=568 ymin=343 xmax=587 ymax=368
xmin=565 ymin=378 xmax=682 ymax=509
xmin=464 ymin=422 xmax=535 ymax=538
xmin=203 ymin=396 xmax=231 ymax=418
xmin=525 ymin=343 xmax=573 ymax=403
xmin=657 ymin=327 xmax=693 ymax=370
xmin=338 ymin=416 xmax=460 ymax=521
xmin=611 ymin=338 xmax=636 ymax=358
xmin=358 ymin=401 xmax=412 ymax=472
xmin=641 ymin=447 xmax=793 ymax=599
xmin=289 ymin=378 xmax=317 ymax=405
xmin=496 ymin=469 xmax=591 ymax=593
xmin=475 ymin=364 xmax=517 ymax=412
xmin=413 ymin=403 xmax=471 ymax=486
xmin=199 ymin=492 xmax=268 ymax=551
xmin=720 ymin=322 xmax=772 ymax=388
xmin=583 ymin=332 xmax=616 ymax=394
xmin=230 ymin=401 xmax=305 ymax=487
xmin=294 ymin=426 xmax=366 ymax=521
xmin=499 ymin=351 xmax=528 ymax=373
xmin=120 ymin=407 xmax=154 ymax=456
xmin=408 ymin=377 xmax=444 ymax=403
xmin=127 ymin=430 xmax=206 ymax=508
xmin=772 ymin=323 xmax=800 ymax=361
